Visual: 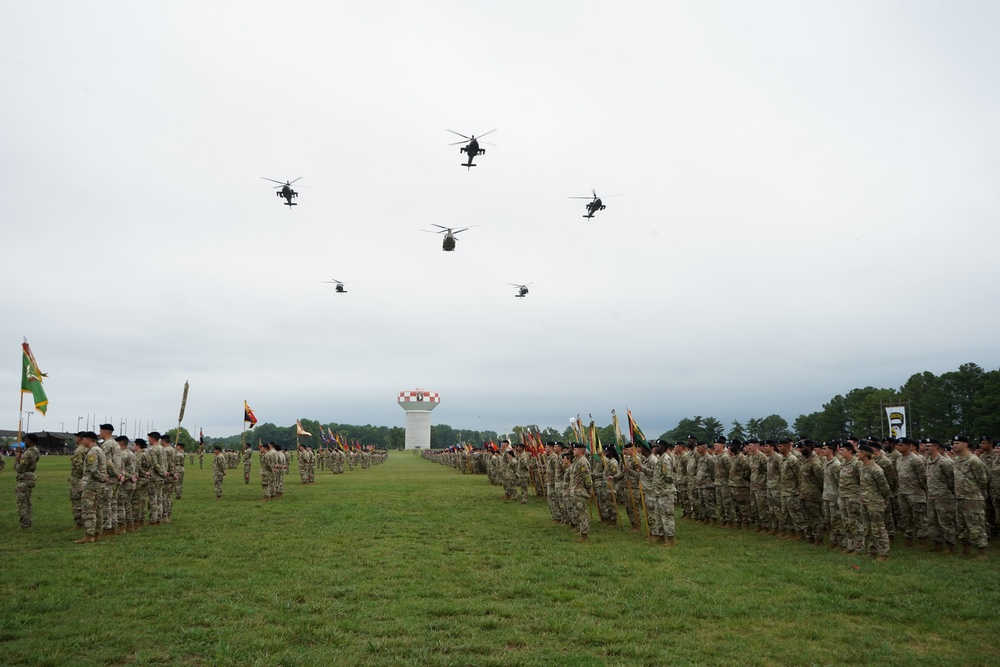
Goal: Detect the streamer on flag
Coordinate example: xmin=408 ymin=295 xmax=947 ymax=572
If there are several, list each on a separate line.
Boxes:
xmin=21 ymin=341 xmax=48 ymax=415
xmin=178 ymin=381 xmax=189 ymax=424
xmin=627 ymin=409 xmax=647 ymax=448
xmin=296 ymin=420 xmax=312 ymax=437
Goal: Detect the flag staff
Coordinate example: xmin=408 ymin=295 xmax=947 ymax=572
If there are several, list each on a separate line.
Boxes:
xmin=176 ymin=381 xmax=189 ymax=444
xmin=241 ymin=400 xmax=247 ymax=452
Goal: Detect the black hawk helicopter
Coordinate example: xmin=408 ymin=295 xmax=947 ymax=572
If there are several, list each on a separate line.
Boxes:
xmin=446 ymin=129 xmax=496 ymax=169
xmin=322 ymin=279 xmax=355 ymax=294
xmin=509 ymin=283 xmax=533 ymax=298
xmin=261 ymin=177 xmax=302 ymax=207
xmin=422 ymin=224 xmax=476 ymax=252
xmin=570 ymin=189 xmax=621 ymax=219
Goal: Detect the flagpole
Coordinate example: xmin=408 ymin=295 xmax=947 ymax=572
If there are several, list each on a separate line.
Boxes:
xmin=16 ymin=390 xmax=25 ymax=464
xmin=241 ymin=399 xmax=247 ymax=452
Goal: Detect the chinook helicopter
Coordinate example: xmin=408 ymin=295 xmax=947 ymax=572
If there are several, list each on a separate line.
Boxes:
xmin=509 ymin=282 xmax=533 ymax=298
xmin=446 ymin=129 xmax=496 ymax=169
xmin=422 ymin=224 xmax=476 ymax=252
xmin=261 ymin=177 xmax=302 ymax=207
xmin=570 ymin=189 xmax=621 ymax=219
xmin=322 ymin=279 xmax=355 ymax=294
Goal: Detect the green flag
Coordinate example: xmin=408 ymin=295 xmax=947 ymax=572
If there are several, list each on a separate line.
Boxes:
xmin=21 ymin=341 xmax=48 ymax=415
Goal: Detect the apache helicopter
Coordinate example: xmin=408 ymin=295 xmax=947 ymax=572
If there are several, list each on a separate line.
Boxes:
xmin=322 ymin=279 xmax=355 ymax=294
xmin=509 ymin=282 xmax=533 ymax=298
xmin=422 ymin=224 xmax=476 ymax=252
xmin=446 ymin=129 xmax=496 ymax=169
xmin=261 ymin=177 xmax=302 ymax=207
xmin=570 ymin=189 xmax=622 ymax=219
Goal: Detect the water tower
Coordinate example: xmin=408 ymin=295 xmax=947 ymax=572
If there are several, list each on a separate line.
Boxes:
xmin=397 ymin=389 xmax=440 ymax=450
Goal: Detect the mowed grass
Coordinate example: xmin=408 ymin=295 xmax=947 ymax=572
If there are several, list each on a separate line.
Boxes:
xmin=2 ymin=453 xmax=999 ymax=667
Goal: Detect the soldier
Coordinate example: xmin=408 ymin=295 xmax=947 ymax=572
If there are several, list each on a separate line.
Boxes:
xmin=569 ymin=442 xmax=594 ymax=542
xmin=69 ymin=432 xmax=87 ymax=529
xmin=98 ymin=423 xmax=123 ymax=536
xmin=514 ymin=442 xmax=530 ymax=504
xmin=75 ymin=432 xmax=107 ymax=543
xmin=174 ymin=442 xmax=186 ymax=499
xmin=243 ymin=446 xmax=253 ymax=483
xmin=979 ymin=436 xmax=999 ymax=536
xmin=858 ymin=443 xmax=891 ymax=561
xmin=133 ymin=438 xmax=150 ymax=528
xmin=729 ymin=440 xmax=751 ymax=529
xmin=298 ymin=446 xmax=309 ymax=484
xmin=275 ymin=445 xmax=287 ymax=497
xmin=260 ymin=442 xmax=273 ymax=500
xmin=14 ymin=432 xmax=41 ymax=528
xmin=777 ymin=438 xmax=805 ymax=540
xmin=117 ymin=436 xmax=137 ymax=534
xmin=198 ymin=446 xmax=204 ymax=470
xmin=653 ymin=440 xmax=677 ymax=546
xmin=213 ymin=446 xmax=226 ymax=498
xmin=838 ymin=442 xmax=864 ymax=555
xmin=952 ymin=435 xmax=989 ymax=559
xmin=695 ymin=441 xmax=716 ymax=524
xmin=925 ymin=438 xmax=957 ymax=553
xmin=746 ymin=439 xmax=768 ymax=532
xmin=896 ymin=437 xmax=928 ymax=547
xmin=161 ymin=433 xmax=177 ymax=522
xmin=713 ymin=436 xmax=733 ymax=527
xmin=601 ymin=445 xmax=621 ymax=526
xmin=798 ymin=441 xmax=824 ymax=545
xmin=147 ymin=431 xmax=166 ymax=525
xmin=820 ymin=441 xmax=843 ymax=550
xmin=640 ymin=441 xmax=662 ymax=539
xmin=685 ymin=441 xmax=699 ymax=521
xmin=544 ymin=443 xmax=560 ymax=522
xmin=764 ymin=440 xmax=782 ymax=534
xmin=870 ymin=441 xmax=898 ymax=540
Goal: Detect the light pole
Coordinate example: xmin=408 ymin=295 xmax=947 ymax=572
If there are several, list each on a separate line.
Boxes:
xmin=77 ymin=416 xmax=83 ymax=431
xmin=25 ymin=411 xmax=34 ymax=433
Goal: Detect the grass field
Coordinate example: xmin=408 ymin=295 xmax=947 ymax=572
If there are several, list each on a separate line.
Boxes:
xmin=1 ymin=452 xmax=999 ymax=666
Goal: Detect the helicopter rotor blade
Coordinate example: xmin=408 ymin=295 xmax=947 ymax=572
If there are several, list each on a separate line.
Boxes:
xmin=446 ymin=129 xmax=470 ymax=140
xmin=476 ymin=129 xmax=498 ymax=139
xmin=261 ymin=177 xmax=286 ymax=185
xmin=430 ymin=224 xmax=449 ymax=230
xmin=421 ymin=229 xmax=445 ymax=234
xmin=568 ymin=196 xmax=594 ymax=199
xmin=448 ymin=139 xmax=471 ymax=146
xmin=288 ymin=177 xmax=303 ymax=185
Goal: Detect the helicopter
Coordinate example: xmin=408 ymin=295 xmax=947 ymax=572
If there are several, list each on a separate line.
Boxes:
xmin=261 ymin=177 xmax=302 ymax=207
xmin=446 ymin=129 xmax=496 ymax=169
xmin=322 ymin=279 xmax=355 ymax=294
xmin=422 ymin=224 xmax=476 ymax=252
xmin=570 ymin=189 xmax=621 ymax=219
xmin=509 ymin=282 xmax=533 ymax=298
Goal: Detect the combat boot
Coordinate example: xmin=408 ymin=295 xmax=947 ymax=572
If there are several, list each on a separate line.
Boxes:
xmin=973 ymin=548 xmax=988 ymax=560
xmin=663 ymin=536 xmax=676 ymax=548
xmin=874 ymin=555 xmax=889 ymax=563
xmin=928 ymin=542 xmax=942 ymax=552
xmin=943 ymin=543 xmax=954 ymax=555
xmin=575 ymin=533 xmax=589 ymax=543
xmin=74 ymin=535 xmax=97 ymax=544
xmin=962 ymin=544 xmax=971 ymax=557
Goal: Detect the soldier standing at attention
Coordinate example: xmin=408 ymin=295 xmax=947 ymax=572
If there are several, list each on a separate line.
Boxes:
xmin=778 ymin=438 xmax=804 ymax=540
xmin=514 ymin=442 xmax=530 ymax=504
xmin=146 ymin=432 xmax=165 ymax=524
xmin=652 ymin=440 xmax=677 ymax=546
xmin=764 ymin=440 xmax=782 ymax=533
xmin=570 ymin=442 xmax=594 ymax=542
xmin=260 ymin=442 xmax=273 ymax=500
xmin=243 ymin=446 xmax=253 ymax=484
xmin=952 ymin=435 xmax=989 ymax=559
xmin=161 ymin=433 xmax=176 ymax=522
xmin=820 ymin=441 xmax=843 ymax=550
xmin=713 ymin=437 xmax=733 ymax=527
xmin=133 ymin=439 xmax=150 ymax=528
xmin=896 ymin=437 xmax=928 ymax=547
xmin=69 ymin=432 xmax=87 ymax=529
xmin=198 ymin=446 xmax=204 ymax=469
xmin=838 ymin=442 xmax=864 ymax=555
xmin=858 ymin=443 xmax=891 ymax=562
xmin=15 ymin=433 xmax=41 ymax=528
xmin=545 ymin=443 xmax=562 ymax=523
xmin=75 ymin=432 xmax=107 ymax=543
xmin=978 ymin=437 xmax=999 ymax=536
xmin=798 ymin=441 xmax=825 ymax=545
xmin=213 ymin=446 xmax=226 ymax=499
xmin=117 ymin=436 xmax=136 ymax=534
xmin=98 ymin=424 xmax=123 ymax=536
xmin=729 ymin=440 xmax=751 ymax=529
xmin=174 ymin=442 xmax=186 ymax=499
xmin=925 ymin=439 xmax=956 ymax=554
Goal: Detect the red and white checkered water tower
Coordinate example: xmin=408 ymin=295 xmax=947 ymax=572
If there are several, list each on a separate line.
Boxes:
xmin=397 ymin=389 xmax=440 ymax=450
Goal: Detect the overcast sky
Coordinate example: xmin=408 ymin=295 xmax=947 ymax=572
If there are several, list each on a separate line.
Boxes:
xmin=3 ymin=1 xmax=999 ymax=440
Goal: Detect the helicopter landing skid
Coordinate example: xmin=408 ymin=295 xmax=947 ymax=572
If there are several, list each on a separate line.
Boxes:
xmin=461 ymin=163 xmax=476 ymax=168
xmin=284 ymin=202 xmax=297 ymax=206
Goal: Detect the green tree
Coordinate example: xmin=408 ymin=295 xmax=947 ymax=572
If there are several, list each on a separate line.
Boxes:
xmin=728 ymin=420 xmax=747 ymax=442
xmin=165 ymin=426 xmax=196 ymax=449
xmin=793 ymin=412 xmax=820 ymax=440
xmin=757 ymin=414 xmax=790 ymax=441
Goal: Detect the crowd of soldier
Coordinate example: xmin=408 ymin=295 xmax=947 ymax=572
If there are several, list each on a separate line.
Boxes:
xmin=424 ymin=433 xmax=997 ymax=560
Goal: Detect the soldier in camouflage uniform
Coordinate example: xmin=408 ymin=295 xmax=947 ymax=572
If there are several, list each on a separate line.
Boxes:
xmin=695 ymin=442 xmax=716 ymax=524
xmin=133 ymin=439 xmax=150 ymax=527
xmin=896 ymin=437 xmax=928 ymax=546
xmin=838 ymin=442 xmax=864 ymax=554
xmin=69 ymin=433 xmax=86 ymax=529
xmin=798 ymin=441 xmax=824 ymax=544
xmin=569 ymin=442 xmax=594 ymax=542
xmin=764 ymin=440 xmax=783 ymax=534
xmin=615 ymin=444 xmax=643 ymax=531
xmin=99 ymin=424 xmax=123 ymax=535
xmin=858 ymin=443 xmax=891 ymax=561
xmin=147 ymin=432 xmax=166 ymax=524
xmin=821 ymin=441 xmax=843 ymax=549
xmin=117 ymin=436 xmax=137 ymax=533
xmin=686 ymin=442 xmax=700 ymax=521
xmin=653 ymin=440 xmax=677 ymax=546
xmin=871 ymin=442 xmax=897 ymax=540
xmin=778 ymin=439 xmax=805 ymax=539
xmin=213 ymin=446 xmax=226 ymax=498
xmin=260 ymin=442 xmax=274 ymax=500
xmin=979 ymin=437 xmax=999 ymax=536
xmin=746 ymin=439 xmax=767 ymax=532
xmin=952 ymin=435 xmax=989 ymax=559
xmin=161 ymin=434 xmax=177 ymax=521
xmin=640 ymin=442 xmax=661 ymax=538
xmin=174 ymin=442 xmax=186 ymax=499
xmin=925 ymin=438 xmax=956 ymax=553
xmin=14 ymin=433 xmax=41 ymax=528
xmin=501 ymin=450 xmax=516 ymax=501
xmin=713 ymin=437 xmax=733 ymax=526
xmin=514 ymin=442 xmax=530 ymax=504
xmin=75 ymin=432 xmax=107 ymax=543
xmin=729 ymin=440 xmax=751 ymax=529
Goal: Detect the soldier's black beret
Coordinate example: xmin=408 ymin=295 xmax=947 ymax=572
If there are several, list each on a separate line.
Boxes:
xmin=99 ymin=423 xmax=114 ymax=432
xmin=715 ymin=435 xmax=727 ymax=444
xmin=148 ymin=431 xmax=161 ymax=439
xmin=953 ymin=435 xmax=969 ymax=443
xmin=114 ymin=435 xmax=129 ymax=443
xmin=82 ymin=431 xmax=99 ymax=440
xmin=859 ymin=444 xmax=874 ymax=454
xmin=747 ymin=438 xmax=760 ymax=444
xmin=978 ymin=435 xmax=992 ymax=443
xmin=572 ymin=442 xmax=587 ymax=449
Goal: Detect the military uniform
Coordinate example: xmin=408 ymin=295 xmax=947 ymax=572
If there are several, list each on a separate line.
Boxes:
xmin=14 ymin=443 xmax=40 ymax=528
xmin=569 ymin=450 xmax=594 ymax=540
xmin=838 ymin=455 xmax=863 ymax=553
xmin=729 ymin=447 xmax=751 ymax=528
xmin=69 ymin=441 xmax=87 ymax=528
xmin=119 ymin=442 xmax=137 ymax=533
xmin=821 ymin=454 xmax=843 ymax=549
xmin=954 ymin=449 xmax=989 ymax=554
xmin=779 ymin=449 xmax=804 ymax=537
xmin=860 ymin=455 xmax=891 ymax=559
xmin=798 ymin=451 xmax=824 ymax=543
xmin=896 ymin=448 xmax=928 ymax=543
xmin=653 ymin=448 xmax=677 ymax=544
xmin=925 ymin=447 xmax=956 ymax=550
xmin=213 ymin=450 xmax=226 ymax=498
xmin=714 ymin=447 xmax=733 ymax=525
xmin=78 ymin=440 xmax=107 ymax=541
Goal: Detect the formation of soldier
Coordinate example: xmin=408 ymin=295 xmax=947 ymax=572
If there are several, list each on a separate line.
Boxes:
xmin=424 ymin=433 xmax=997 ymax=559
